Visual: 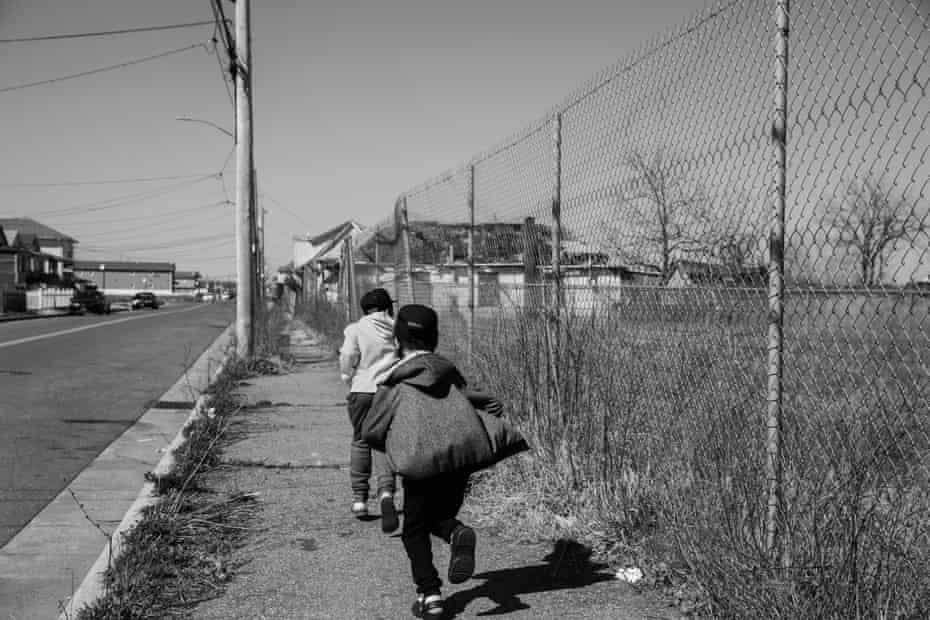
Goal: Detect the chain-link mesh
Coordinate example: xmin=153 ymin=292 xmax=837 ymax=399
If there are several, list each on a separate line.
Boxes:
xmin=335 ymin=1 xmax=930 ymax=615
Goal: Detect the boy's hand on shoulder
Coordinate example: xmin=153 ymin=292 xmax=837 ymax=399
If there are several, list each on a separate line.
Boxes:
xmin=484 ymin=397 xmax=504 ymax=417
xmin=463 ymin=388 xmax=504 ymax=416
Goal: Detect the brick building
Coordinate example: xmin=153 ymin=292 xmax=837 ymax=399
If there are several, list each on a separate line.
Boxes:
xmin=73 ymin=260 xmax=174 ymax=295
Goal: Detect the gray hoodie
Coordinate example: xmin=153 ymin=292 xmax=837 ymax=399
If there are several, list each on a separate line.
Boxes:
xmin=339 ymin=311 xmax=398 ymax=393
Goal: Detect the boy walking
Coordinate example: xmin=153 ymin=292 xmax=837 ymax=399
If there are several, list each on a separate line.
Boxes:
xmin=339 ymin=287 xmax=400 ymax=532
xmin=363 ymin=304 xmax=510 ymax=618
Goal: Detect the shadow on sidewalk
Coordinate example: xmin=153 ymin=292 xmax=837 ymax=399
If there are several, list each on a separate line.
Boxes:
xmin=444 ymin=539 xmax=616 ymax=617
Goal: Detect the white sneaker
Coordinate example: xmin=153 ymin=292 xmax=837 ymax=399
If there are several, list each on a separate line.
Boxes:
xmin=351 ymin=500 xmax=368 ymax=518
xmin=412 ymin=593 xmax=444 ymax=618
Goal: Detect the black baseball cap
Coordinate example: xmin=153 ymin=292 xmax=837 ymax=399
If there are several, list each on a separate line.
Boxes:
xmin=359 ymin=288 xmax=394 ymax=313
xmin=394 ymin=304 xmax=438 ymax=347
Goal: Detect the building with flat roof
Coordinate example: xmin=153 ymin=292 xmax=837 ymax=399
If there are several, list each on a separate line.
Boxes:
xmin=73 ymin=260 xmax=174 ymax=295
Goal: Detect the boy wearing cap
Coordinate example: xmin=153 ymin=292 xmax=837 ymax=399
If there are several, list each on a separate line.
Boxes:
xmin=339 ymin=287 xmax=400 ymax=532
xmin=363 ymin=304 xmax=504 ymax=619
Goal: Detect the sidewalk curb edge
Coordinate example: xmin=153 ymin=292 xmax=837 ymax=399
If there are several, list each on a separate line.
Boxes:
xmin=57 ymin=323 xmax=236 ymax=619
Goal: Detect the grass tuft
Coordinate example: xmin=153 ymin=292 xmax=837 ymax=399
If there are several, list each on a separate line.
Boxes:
xmin=71 ymin=306 xmax=289 ymax=619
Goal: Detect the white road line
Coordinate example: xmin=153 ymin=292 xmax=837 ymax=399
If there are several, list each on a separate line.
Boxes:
xmin=0 ymin=306 xmax=205 ymax=350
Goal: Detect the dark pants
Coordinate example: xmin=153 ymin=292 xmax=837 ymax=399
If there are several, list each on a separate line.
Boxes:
xmin=346 ymin=392 xmax=395 ymax=500
xmin=402 ymin=473 xmax=470 ymax=594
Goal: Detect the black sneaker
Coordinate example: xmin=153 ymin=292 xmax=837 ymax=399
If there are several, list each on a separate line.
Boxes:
xmin=448 ymin=525 xmax=476 ymax=584
xmin=412 ymin=593 xmax=444 ymax=618
xmin=380 ymin=493 xmax=399 ymax=534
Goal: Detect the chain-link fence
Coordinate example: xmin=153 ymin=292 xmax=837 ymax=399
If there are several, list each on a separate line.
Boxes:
xmin=316 ymin=1 xmax=930 ymax=615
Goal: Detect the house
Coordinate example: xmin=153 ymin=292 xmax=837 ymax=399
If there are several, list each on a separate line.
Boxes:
xmin=73 ymin=260 xmax=175 ymax=295
xmin=0 ymin=217 xmax=77 ymax=278
xmin=354 ymin=219 xmax=545 ymax=267
xmin=666 ymin=259 xmax=767 ymax=288
xmin=347 ymin=221 xmax=662 ymax=312
xmin=293 ymin=220 xmax=364 ymax=301
xmin=174 ymin=270 xmax=201 ymax=293
xmin=0 ymin=223 xmax=65 ymax=290
xmin=293 ymin=220 xmax=363 ymax=270
xmin=0 ymin=226 xmax=16 ymax=293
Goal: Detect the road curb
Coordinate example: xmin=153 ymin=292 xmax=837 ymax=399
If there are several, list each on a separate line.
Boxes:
xmin=0 ymin=310 xmax=71 ymax=322
xmin=57 ymin=323 xmax=236 ymax=619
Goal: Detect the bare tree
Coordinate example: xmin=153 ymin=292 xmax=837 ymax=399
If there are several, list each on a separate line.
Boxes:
xmin=624 ymin=150 xmax=708 ymax=280
xmin=713 ymin=229 xmax=758 ymax=273
xmin=827 ymin=178 xmax=926 ymax=287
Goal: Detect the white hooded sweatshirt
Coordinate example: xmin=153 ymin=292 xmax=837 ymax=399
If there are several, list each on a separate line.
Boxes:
xmin=338 ymin=310 xmax=398 ymax=393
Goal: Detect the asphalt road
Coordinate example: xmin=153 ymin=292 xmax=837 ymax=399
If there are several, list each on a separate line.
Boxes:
xmin=0 ymin=302 xmax=234 ymax=548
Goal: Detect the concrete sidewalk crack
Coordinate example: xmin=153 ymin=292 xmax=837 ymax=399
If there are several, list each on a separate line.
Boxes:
xmin=223 ymin=458 xmax=348 ymax=470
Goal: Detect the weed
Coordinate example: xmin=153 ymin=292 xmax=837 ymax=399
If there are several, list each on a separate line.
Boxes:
xmin=445 ymin=295 xmax=930 ymax=618
xmin=293 ymin=293 xmax=347 ymax=351
xmin=72 ymin=314 xmax=287 ymax=619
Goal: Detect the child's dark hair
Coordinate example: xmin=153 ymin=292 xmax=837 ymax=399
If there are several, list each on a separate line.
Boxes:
xmin=360 ymin=288 xmax=394 ymax=316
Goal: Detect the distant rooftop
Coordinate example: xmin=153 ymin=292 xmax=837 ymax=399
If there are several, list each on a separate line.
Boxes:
xmin=0 ymin=217 xmax=76 ymax=243
xmin=73 ymin=260 xmax=175 ymax=272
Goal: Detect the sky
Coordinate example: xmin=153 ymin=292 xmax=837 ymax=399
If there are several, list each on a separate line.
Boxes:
xmin=0 ymin=0 xmax=708 ymax=279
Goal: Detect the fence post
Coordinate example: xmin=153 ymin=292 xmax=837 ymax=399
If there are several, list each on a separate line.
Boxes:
xmin=374 ymin=236 xmax=381 ymax=287
xmin=552 ymin=112 xmax=564 ymax=315
xmin=467 ymin=164 xmax=476 ymax=364
xmin=523 ymin=217 xmax=542 ymax=310
xmin=765 ymin=0 xmax=789 ymax=566
xmin=339 ymin=240 xmax=350 ymax=321
xmin=400 ymin=195 xmax=415 ymax=303
xmin=550 ymin=111 xmax=574 ymax=484
xmin=346 ymin=237 xmax=358 ymax=321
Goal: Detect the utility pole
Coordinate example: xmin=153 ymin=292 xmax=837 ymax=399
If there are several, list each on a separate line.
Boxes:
xmin=251 ymin=167 xmax=266 ymax=325
xmin=234 ymin=0 xmax=254 ymax=357
xmin=250 ymin=166 xmax=260 ymax=330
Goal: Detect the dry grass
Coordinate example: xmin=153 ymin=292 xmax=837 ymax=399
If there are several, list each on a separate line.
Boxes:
xmin=294 ymin=285 xmax=930 ymax=617
xmin=445 ymin=298 xmax=930 ymax=619
xmin=294 ymin=294 xmax=347 ymax=351
xmin=72 ymin=316 xmax=290 ymax=620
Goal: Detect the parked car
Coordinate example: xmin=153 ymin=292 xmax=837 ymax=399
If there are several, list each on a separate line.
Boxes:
xmin=131 ymin=292 xmax=161 ymax=310
xmin=69 ymin=285 xmax=111 ymax=315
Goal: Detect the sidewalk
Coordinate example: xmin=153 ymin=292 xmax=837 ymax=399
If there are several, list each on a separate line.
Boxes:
xmin=188 ymin=319 xmax=679 ymax=619
xmin=0 ymin=309 xmax=70 ymax=322
xmin=0 ymin=323 xmax=235 ymax=619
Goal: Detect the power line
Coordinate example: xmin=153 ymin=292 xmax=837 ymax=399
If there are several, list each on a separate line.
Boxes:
xmin=211 ymin=38 xmax=234 ymax=107
xmin=210 ymin=0 xmax=236 ymax=65
xmin=98 ymin=232 xmax=234 ymax=251
xmin=85 ymin=239 xmax=233 ymax=260
xmin=160 ymin=240 xmax=234 ymax=256
xmin=261 ymin=191 xmax=309 ymax=227
xmin=0 ymin=42 xmax=208 ymax=94
xmin=0 ymin=20 xmax=222 ymax=43
xmin=31 ymin=175 xmax=217 ymax=216
xmin=60 ymin=200 xmax=231 ymax=227
xmin=79 ymin=217 xmax=232 ymax=244
xmin=70 ymin=206 xmax=231 ymax=239
xmin=0 ymin=172 xmax=215 ymax=188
